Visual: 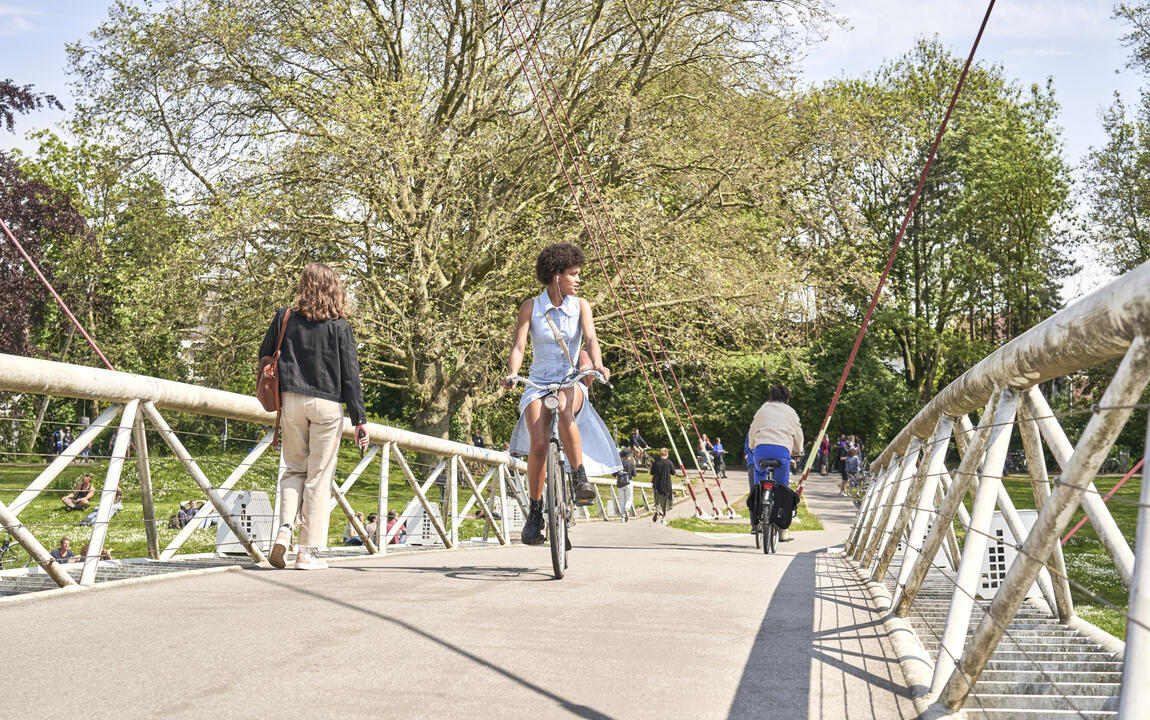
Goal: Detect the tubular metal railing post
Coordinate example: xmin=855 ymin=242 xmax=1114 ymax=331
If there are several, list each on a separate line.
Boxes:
xmin=856 ymin=453 xmax=906 ymax=563
xmin=449 ymin=456 xmax=459 ymax=546
xmin=1119 ymin=412 xmax=1150 ymax=719
xmin=894 ymin=391 xmax=1000 ymax=616
xmin=1017 ymin=400 xmax=1073 ymax=621
xmin=938 ymin=334 xmax=1150 ymax=713
xmin=849 ymin=458 xmax=894 ymax=559
xmin=863 ymin=440 xmax=922 ymax=572
xmin=930 ymin=386 xmax=1018 ymax=695
xmin=1023 ymin=386 xmax=1135 ymax=588
xmin=457 ymin=459 xmax=507 ymax=545
xmin=880 ymin=416 xmax=955 ymax=585
xmin=81 ymin=399 xmax=139 ymax=586
xmin=378 ymin=441 xmax=391 ymax=554
xmin=846 ymin=461 xmax=888 ymax=554
xmin=132 ymin=413 xmax=159 ymax=559
xmin=143 ymin=401 xmax=267 ymax=564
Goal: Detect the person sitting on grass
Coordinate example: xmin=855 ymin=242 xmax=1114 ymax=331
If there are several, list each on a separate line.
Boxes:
xmin=79 ymin=542 xmax=113 ymax=561
xmin=343 ymin=511 xmax=366 ymax=546
xmin=50 ymin=537 xmax=76 ymax=563
xmin=81 ymin=489 xmax=123 ymax=526
xmin=61 ymin=474 xmax=96 ymax=511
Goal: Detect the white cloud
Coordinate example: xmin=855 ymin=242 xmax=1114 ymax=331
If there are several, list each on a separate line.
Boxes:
xmin=0 ymin=4 xmax=39 ymax=37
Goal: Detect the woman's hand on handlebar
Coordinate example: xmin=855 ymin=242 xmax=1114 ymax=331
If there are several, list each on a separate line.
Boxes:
xmin=595 ymin=364 xmax=611 ymax=384
xmin=502 ymin=375 xmax=517 ymax=390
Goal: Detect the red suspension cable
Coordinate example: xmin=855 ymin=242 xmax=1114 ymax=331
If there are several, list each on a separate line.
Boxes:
xmin=1061 ymin=457 xmax=1143 ymax=545
xmin=0 ymin=216 xmax=115 ymax=370
xmin=794 ymin=0 xmax=996 ymax=498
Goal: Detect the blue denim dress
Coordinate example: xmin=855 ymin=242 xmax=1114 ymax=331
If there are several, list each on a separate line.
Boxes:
xmin=508 ymin=291 xmax=622 ymax=477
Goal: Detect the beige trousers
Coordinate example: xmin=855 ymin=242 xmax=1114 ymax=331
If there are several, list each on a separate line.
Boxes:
xmin=279 ymin=392 xmax=343 ymax=547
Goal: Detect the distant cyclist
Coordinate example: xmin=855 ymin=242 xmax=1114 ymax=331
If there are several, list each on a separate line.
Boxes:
xmin=504 ymin=243 xmax=621 ymax=545
xmin=629 ymin=427 xmax=650 ymax=464
xmin=745 ymin=383 xmax=803 ymax=542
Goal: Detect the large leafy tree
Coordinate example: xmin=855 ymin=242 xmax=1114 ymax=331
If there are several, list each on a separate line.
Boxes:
xmin=69 ymin=0 xmax=838 ymax=438
xmin=813 ymin=40 xmax=1075 ymax=400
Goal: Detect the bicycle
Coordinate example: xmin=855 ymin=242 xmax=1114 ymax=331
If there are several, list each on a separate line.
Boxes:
xmin=751 ymin=458 xmax=781 ymax=554
xmin=0 ymin=533 xmax=29 ymax=569
xmin=508 ymin=368 xmax=608 ymax=579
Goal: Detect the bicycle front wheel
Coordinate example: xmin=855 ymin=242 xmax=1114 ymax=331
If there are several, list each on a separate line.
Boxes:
xmin=546 ymin=441 xmax=567 ymax=579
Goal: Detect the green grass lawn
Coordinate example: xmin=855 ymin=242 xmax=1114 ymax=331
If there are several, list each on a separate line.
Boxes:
xmin=0 ymin=445 xmax=505 ymax=565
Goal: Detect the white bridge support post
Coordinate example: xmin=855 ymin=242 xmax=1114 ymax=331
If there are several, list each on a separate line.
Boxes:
xmin=1017 ymin=400 xmax=1074 ymax=621
xmin=1119 ymin=413 xmax=1150 ymax=719
xmin=866 ymin=438 xmax=928 ymax=578
xmin=132 ymin=413 xmax=159 ymax=559
xmin=851 ymin=455 xmax=899 ymax=560
xmin=378 ymin=442 xmax=392 ymax=554
xmin=936 ymin=335 xmax=1150 ymax=714
xmin=0 ymin=499 xmax=76 ymax=588
xmin=81 ymin=399 xmax=139 ymax=586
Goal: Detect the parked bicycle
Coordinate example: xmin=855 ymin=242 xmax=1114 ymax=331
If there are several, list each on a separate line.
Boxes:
xmin=0 ymin=533 xmax=29 ymax=569
xmin=508 ymin=368 xmax=607 ymax=579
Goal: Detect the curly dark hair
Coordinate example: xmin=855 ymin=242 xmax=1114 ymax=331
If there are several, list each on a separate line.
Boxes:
xmin=535 ymin=243 xmax=586 ymax=285
xmin=769 ymin=383 xmax=791 ymax=403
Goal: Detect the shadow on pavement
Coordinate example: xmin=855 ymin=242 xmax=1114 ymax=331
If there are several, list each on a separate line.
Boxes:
xmin=728 ymin=549 xmax=816 ymax=720
xmin=244 ymin=572 xmax=616 ymax=720
xmin=360 ymin=564 xmax=554 ymax=582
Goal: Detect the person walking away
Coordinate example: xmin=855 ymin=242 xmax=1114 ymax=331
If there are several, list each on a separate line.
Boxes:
xmin=711 ymin=437 xmax=727 ymax=478
xmin=649 ymin=448 xmax=674 ymax=523
xmin=617 ymin=449 xmax=637 ymax=519
xmin=746 ymin=384 xmax=804 ymax=541
xmin=262 ymin=263 xmax=370 ymax=570
xmin=818 ymin=435 xmax=830 ymax=475
xmin=840 ymin=447 xmax=862 ymax=496
xmin=504 ymin=243 xmax=621 ymax=545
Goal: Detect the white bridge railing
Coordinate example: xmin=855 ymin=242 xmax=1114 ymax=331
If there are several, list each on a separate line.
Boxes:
xmin=846 ymin=261 xmax=1150 ymax=718
xmin=0 ymin=354 xmax=536 ymax=589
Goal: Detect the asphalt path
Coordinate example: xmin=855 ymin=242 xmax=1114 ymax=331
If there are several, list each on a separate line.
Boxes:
xmin=0 ymin=473 xmax=913 ymax=719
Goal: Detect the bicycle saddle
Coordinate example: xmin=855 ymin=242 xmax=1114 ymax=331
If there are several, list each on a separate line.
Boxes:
xmin=756 ymin=458 xmax=782 ymax=471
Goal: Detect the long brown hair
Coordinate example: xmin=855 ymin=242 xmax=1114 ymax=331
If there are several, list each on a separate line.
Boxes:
xmin=293 ymin=263 xmax=352 ymax=321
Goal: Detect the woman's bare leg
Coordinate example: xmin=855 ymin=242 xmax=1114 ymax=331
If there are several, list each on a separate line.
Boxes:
xmin=556 ymin=386 xmax=585 ymax=470
xmin=523 ymin=400 xmax=550 ymax=500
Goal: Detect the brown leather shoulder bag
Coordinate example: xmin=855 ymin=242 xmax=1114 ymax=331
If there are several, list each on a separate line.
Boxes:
xmin=256 ymin=309 xmax=291 ymax=444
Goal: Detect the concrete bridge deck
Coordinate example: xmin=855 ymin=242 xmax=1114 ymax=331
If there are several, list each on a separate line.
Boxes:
xmin=0 ymin=476 xmax=914 ymax=719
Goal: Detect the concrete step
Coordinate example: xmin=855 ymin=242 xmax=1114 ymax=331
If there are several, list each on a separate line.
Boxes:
xmin=973 ymin=681 xmax=1123 ymax=697
xmin=965 ymin=709 xmax=1116 ymax=720
xmin=979 ymin=650 xmax=1121 ymax=664
xmin=985 ymin=660 xmax=1125 ymax=673
xmin=979 ymin=669 xmax=1123 ymax=684
xmin=968 ymin=693 xmax=1120 ymax=712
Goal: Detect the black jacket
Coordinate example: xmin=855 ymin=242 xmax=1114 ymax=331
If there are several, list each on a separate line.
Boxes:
xmin=259 ymin=307 xmax=367 ymax=426
xmin=649 ymin=457 xmax=674 ymax=495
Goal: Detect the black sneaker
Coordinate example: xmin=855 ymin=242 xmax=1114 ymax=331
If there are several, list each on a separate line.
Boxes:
xmin=571 ymin=465 xmax=596 ymax=505
xmin=521 ymin=500 xmax=545 ymax=545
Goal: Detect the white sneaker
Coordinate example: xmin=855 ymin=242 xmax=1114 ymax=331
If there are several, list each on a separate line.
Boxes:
xmin=269 ymin=525 xmax=291 ymax=569
xmin=293 ymin=547 xmax=329 ymax=570
xmin=780 ymin=528 xmax=793 ymax=542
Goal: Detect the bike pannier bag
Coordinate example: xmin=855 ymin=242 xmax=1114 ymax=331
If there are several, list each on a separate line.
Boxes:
xmin=770 ymin=484 xmax=799 ymax=529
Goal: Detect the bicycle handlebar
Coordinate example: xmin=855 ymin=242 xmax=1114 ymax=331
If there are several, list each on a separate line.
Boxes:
xmin=506 ymin=369 xmax=611 ymax=391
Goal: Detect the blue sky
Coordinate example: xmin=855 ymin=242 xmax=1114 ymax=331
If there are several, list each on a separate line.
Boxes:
xmin=1 ymin=0 xmax=1142 ymax=296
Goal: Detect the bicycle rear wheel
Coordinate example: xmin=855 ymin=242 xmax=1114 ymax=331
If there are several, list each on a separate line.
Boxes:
xmin=546 ymin=441 xmax=567 ymax=579
xmin=762 ymin=491 xmax=775 ymax=555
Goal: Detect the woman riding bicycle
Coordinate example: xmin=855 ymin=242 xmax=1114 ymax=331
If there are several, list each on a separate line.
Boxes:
xmin=503 ymin=243 xmax=621 ymax=545
xmin=745 ymin=383 xmax=803 ymax=542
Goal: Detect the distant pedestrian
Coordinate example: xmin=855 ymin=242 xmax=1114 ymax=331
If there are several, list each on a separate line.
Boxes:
xmin=711 ymin=436 xmax=727 ymax=478
xmin=840 ymin=447 xmax=861 ymax=496
xmin=818 ymin=436 xmax=830 ymax=475
xmin=616 ymin=449 xmax=636 ymax=520
xmin=473 ymin=430 xmax=485 ymax=448
xmin=650 ymin=448 xmax=674 ymax=524
xmin=263 ymin=263 xmax=370 ymax=570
